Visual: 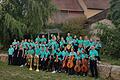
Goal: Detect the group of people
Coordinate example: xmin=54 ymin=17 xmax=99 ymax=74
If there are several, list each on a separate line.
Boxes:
xmin=8 ymin=33 xmax=102 ymax=78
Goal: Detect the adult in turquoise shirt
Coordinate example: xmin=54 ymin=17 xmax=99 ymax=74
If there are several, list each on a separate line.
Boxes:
xmin=78 ymin=44 xmax=84 ymax=53
xmin=62 ymin=48 xmax=69 ymax=60
xmin=40 ymin=35 xmax=47 ymax=43
xmin=69 ymin=49 xmax=77 ymax=57
xmin=12 ymin=39 xmax=18 ymax=47
xmin=30 ymin=40 xmax=35 ymax=48
xmin=8 ymin=45 xmax=14 ymax=65
xmin=77 ymin=36 xmax=83 ymax=45
xmin=35 ymin=35 xmax=40 ymax=43
xmin=51 ymin=47 xmax=57 ymax=58
xmin=40 ymin=47 xmax=45 ymax=59
xmin=35 ymin=46 xmax=40 ymax=56
xmin=44 ymin=47 xmax=50 ymax=59
xmin=40 ymin=47 xmax=46 ymax=70
xmin=75 ymin=51 xmax=81 ymax=60
xmin=66 ymin=33 xmax=73 ymax=44
xmin=27 ymin=47 xmax=34 ymax=55
xmin=89 ymin=46 xmax=99 ymax=78
xmin=60 ymin=37 xmax=65 ymax=48
xmin=83 ymin=36 xmax=90 ymax=48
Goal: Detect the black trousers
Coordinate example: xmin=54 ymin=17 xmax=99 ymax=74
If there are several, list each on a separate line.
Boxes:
xmin=68 ymin=68 xmax=74 ymax=75
xmin=90 ymin=60 xmax=98 ymax=78
xmin=8 ymin=55 xmax=13 ymax=65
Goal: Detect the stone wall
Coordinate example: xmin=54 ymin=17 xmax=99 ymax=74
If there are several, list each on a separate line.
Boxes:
xmin=98 ymin=64 xmax=120 ymax=80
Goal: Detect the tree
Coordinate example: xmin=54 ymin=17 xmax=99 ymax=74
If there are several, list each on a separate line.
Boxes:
xmin=108 ymin=0 xmax=120 ymax=26
xmin=0 ymin=0 xmax=56 ymax=46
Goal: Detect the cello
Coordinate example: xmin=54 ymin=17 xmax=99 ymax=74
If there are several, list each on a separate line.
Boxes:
xmin=67 ymin=55 xmax=74 ymax=68
xmin=74 ymin=60 xmax=81 ymax=73
xmin=81 ymin=59 xmax=88 ymax=73
xmin=62 ymin=56 xmax=67 ymax=68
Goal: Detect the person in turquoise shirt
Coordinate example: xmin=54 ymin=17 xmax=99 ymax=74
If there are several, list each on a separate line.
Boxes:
xmin=40 ymin=35 xmax=47 ymax=43
xmin=81 ymin=52 xmax=88 ymax=59
xmin=23 ymin=39 xmax=29 ymax=49
xmin=44 ymin=47 xmax=50 ymax=59
xmin=95 ymin=40 xmax=102 ymax=61
xmin=62 ymin=47 xmax=69 ymax=60
xmin=35 ymin=46 xmax=40 ymax=56
xmin=78 ymin=44 xmax=84 ymax=54
xmin=89 ymin=46 xmax=99 ymax=78
xmin=12 ymin=39 xmax=18 ymax=47
xmin=27 ymin=46 xmax=34 ymax=55
xmin=51 ymin=47 xmax=57 ymax=58
xmin=35 ymin=42 xmax=39 ymax=49
xmin=40 ymin=47 xmax=45 ymax=59
xmin=75 ymin=51 xmax=81 ymax=60
xmin=35 ymin=35 xmax=40 ymax=43
xmin=60 ymin=37 xmax=65 ymax=48
xmin=73 ymin=35 xmax=78 ymax=52
xmin=44 ymin=47 xmax=50 ymax=70
xmin=83 ymin=36 xmax=90 ymax=48
xmin=30 ymin=39 xmax=35 ymax=48
xmin=8 ymin=45 xmax=14 ymax=65
xmin=66 ymin=33 xmax=73 ymax=44
xmin=69 ymin=48 xmax=77 ymax=57
xmin=40 ymin=43 xmax=46 ymax=51
xmin=77 ymin=36 xmax=83 ymax=45
xmin=40 ymin=46 xmax=46 ymax=70
xmin=89 ymin=38 xmax=96 ymax=48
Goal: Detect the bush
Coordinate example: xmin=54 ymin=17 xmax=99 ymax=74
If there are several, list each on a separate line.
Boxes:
xmin=61 ymin=16 xmax=88 ymax=37
xmin=95 ymin=22 xmax=120 ymax=59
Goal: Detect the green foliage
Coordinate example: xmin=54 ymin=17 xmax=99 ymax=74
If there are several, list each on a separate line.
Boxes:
xmin=95 ymin=22 xmax=120 ymax=58
xmin=0 ymin=0 xmax=56 ymax=46
xmin=61 ymin=16 xmax=88 ymax=37
xmin=108 ymin=0 xmax=120 ymax=26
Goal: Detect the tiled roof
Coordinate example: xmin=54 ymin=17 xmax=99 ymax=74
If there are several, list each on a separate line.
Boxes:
xmin=52 ymin=0 xmax=84 ymax=12
xmin=84 ymin=0 xmax=109 ymax=10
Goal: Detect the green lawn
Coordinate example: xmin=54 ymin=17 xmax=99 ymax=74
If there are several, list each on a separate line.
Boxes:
xmin=0 ymin=61 xmax=103 ymax=80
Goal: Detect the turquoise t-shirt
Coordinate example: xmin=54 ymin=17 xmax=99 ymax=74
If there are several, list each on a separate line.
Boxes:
xmin=78 ymin=48 xmax=84 ymax=53
xmin=27 ymin=49 xmax=34 ymax=55
xmin=89 ymin=41 xmax=96 ymax=47
xmin=66 ymin=36 xmax=73 ymax=44
xmin=83 ymin=40 xmax=90 ymax=47
xmin=60 ymin=40 xmax=65 ymax=47
xmin=95 ymin=42 xmax=102 ymax=49
xmin=8 ymin=48 xmax=14 ymax=55
xmin=30 ymin=42 xmax=35 ymax=47
xmin=52 ymin=50 xmax=57 ymax=55
xmin=77 ymin=39 xmax=83 ymax=45
xmin=44 ymin=51 xmax=50 ymax=58
xmin=81 ymin=53 xmax=88 ymax=59
xmin=69 ymin=52 xmax=77 ymax=57
xmin=57 ymin=51 xmax=62 ymax=61
xmin=40 ymin=38 xmax=47 ymax=43
xmin=75 ymin=55 xmax=81 ymax=60
xmin=12 ymin=42 xmax=18 ymax=46
xmin=35 ymin=38 xmax=40 ymax=43
xmin=73 ymin=39 xmax=78 ymax=46
xmin=40 ymin=50 xmax=45 ymax=58
xmin=89 ymin=50 xmax=98 ymax=60
xmin=35 ymin=48 xmax=41 ymax=55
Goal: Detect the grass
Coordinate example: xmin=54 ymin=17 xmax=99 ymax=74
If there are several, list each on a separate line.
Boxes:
xmin=0 ymin=61 xmax=104 ymax=80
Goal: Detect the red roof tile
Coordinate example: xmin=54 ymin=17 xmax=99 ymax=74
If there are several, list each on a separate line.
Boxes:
xmin=52 ymin=0 xmax=84 ymax=12
xmin=84 ymin=0 xmax=109 ymax=10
